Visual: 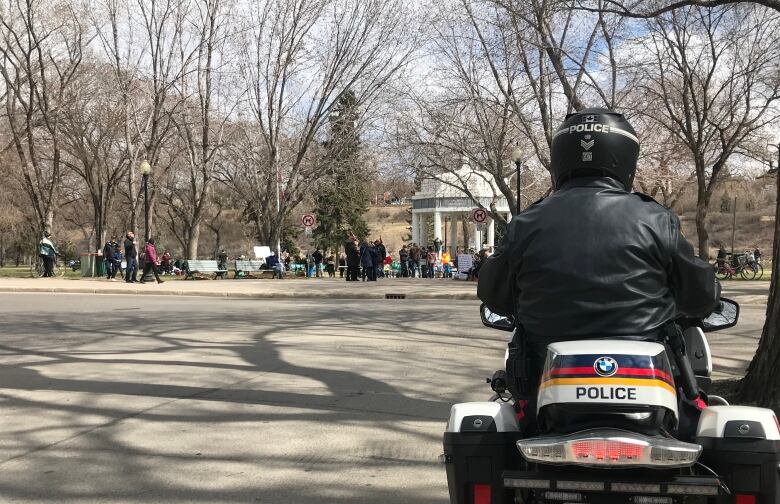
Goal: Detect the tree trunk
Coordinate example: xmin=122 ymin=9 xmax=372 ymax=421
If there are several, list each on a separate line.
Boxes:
xmin=186 ymin=223 xmax=200 ymax=260
xmin=739 ymin=168 xmax=780 ymax=405
xmin=695 ymin=194 xmax=710 ymax=261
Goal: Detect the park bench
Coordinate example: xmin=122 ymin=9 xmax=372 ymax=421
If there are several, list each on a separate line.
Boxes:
xmin=234 ymin=259 xmax=274 ymax=279
xmin=184 ymin=260 xmax=228 ymax=280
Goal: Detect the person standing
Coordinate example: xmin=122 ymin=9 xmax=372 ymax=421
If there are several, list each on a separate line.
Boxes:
xmin=398 ymin=245 xmax=409 ymax=277
xmin=344 ymin=232 xmax=360 ymax=281
xmin=433 ymin=237 xmax=443 ymax=256
xmin=38 ymin=231 xmax=58 ymax=277
xmin=427 ymin=247 xmax=437 ymax=278
xmin=359 ymin=240 xmax=374 ymax=281
xmin=325 ymin=252 xmax=336 ymax=278
xmin=124 ymin=231 xmax=138 ymax=283
xmin=217 ymin=249 xmax=228 ymax=279
xmin=140 ymin=238 xmax=164 ymax=284
xmin=409 ymin=243 xmax=420 ymax=278
xmin=312 ymin=248 xmax=324 ymax=278
xmin=374 ymin=239 xmax=385 ymax=279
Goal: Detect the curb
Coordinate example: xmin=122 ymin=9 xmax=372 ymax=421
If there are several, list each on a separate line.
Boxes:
xmin=0 ymin=286 xmax=481 ymax=301
xmin=0 ymin=286 xmax=764 ymax=304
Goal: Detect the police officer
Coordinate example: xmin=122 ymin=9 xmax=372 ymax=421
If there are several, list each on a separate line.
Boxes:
xmin=478 ymin=108 xmax=720 ymax=432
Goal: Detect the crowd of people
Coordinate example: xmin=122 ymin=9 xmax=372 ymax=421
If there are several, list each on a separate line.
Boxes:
xmin=37 ymin=229 xmax=495 ymax=282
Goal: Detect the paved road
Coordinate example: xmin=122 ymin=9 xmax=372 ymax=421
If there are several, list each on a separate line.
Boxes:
xmin=0 ymin=294 xmax=766 ymax=503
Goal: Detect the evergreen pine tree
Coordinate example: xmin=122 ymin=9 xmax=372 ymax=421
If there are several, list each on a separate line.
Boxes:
xmin=312 ymin=91 xmax=370 ymax=251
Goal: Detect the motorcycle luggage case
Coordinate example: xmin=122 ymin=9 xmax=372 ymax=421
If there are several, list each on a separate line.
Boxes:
xmin=696 ymin=406 xmax=780 ymax=503
xmin=442 ymin=431 xmax=522 ymax=504
xmin=697 ymin=437 xmax=780 ymax=503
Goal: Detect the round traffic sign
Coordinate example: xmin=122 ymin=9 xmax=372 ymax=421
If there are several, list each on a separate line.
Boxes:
xmin=471 ymin=208 xmax=488 ymax=223
xmin=301 ymin=213 xmax=316 ymax=228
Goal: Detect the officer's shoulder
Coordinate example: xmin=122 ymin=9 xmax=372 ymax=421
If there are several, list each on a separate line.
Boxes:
xmin=631 ymin=191 xmax=667 ymax=209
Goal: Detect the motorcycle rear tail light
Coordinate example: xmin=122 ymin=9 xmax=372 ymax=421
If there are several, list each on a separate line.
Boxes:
xmin=736 ymin=495 xmax=757 ymax=504
xmin=472 ymin=484 xmax=491 ymax=504
xmin=517 ymin=429 xmax=701 ymax=468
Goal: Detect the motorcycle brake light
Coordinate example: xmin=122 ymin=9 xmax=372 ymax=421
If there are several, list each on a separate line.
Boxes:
xmin=517 ymin=429 xmax=701 ymax=468
xmin=571 ymin=440 xmax=644 ymax=461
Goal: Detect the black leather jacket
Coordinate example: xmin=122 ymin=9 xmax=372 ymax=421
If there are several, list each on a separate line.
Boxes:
xmin=478 ymin=177 xmax=720 ymax=342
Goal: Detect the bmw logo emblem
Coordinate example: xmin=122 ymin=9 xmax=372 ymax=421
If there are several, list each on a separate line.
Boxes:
xmin=594 ymin=357 xmax=618 ymax=377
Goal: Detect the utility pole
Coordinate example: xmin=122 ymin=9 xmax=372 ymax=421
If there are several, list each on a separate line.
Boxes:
xmin=731 ymin=196 xmax=737 ymax=255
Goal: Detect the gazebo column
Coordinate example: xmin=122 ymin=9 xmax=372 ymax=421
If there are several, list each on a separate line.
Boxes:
xmin=487 ymin=218 xmax=495 ymax=247
xmin=449 ymin=215 xmax=458 ymax=254
xmin=412 ymin=212 xmax=419 ymax=244
xmin=419 ymin=213 xmax=428 ymax=246
xmin=433 ymin=211 xmax=442 ymax=244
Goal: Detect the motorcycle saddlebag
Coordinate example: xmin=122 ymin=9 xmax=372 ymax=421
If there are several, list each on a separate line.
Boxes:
xmin=442 ymin=402 xmax=522 ymax=504
xmin=696 ymin=406 xmax=780 ymax=503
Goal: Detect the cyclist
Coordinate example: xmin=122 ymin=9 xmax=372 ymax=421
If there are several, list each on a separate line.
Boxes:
xmin=38 ymin=231 xmax=58 ymax=277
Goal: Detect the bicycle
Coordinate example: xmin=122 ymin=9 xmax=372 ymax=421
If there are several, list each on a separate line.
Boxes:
xmin=30 ymin=256 xmax=64 ymax=278
xmin=712 ymin=252 xmax=761 ymax=280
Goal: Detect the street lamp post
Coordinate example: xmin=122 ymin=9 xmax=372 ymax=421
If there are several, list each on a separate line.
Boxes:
xmin=139 ymin=160 xmax=153 ymax=282
xmin=511 ymin=147 xmax=523 ymax=214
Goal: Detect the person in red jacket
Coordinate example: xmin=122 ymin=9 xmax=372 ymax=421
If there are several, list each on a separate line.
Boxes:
xmin=140 ymin=238 xmax=164 ymax=284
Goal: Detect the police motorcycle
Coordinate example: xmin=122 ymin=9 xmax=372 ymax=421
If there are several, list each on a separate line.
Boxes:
xmin=441 ymin=299 xmax=780 ymax=504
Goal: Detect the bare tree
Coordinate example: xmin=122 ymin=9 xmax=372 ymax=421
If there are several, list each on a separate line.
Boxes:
xmin=235 ymin=0 xmax=414 ymax=251
xmin=394 ymin=0 xmax=626 ymax=221
xmin=0 ymin=0 xmax=86 ymax=234
xmin=631 ymin=5 xmax=780 ymax=259
xmin=91 ymin=0 xmax=191 ymax=236
xmin=60 ymin=63 xmax=130 ymax=250
xmin=577 ymin=0 xmax=780 ymax=17
xmin=168 ymin=0 xmax=234 ymax=259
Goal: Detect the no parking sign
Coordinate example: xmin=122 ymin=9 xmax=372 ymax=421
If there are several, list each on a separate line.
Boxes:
xmin=471 ymin=208 xmax=487 ymax=223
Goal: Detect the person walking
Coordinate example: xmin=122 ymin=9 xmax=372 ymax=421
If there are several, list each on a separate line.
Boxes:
xmin=102 ymin=237 xmax=116 ymax=279
xmin=38 ymin=231 xmax=58 ymax=277
xmin=111 ymin=244 xmax=123 ymax=280
xmin=124 ymin=231 xmax=138 ymax=283
xmin=140 ymin=238 xmax=164 ymax=284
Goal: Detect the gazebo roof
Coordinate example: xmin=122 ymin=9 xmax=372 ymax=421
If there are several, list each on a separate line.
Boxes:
xmin=413 ymin=163 xmax=502 ymax=200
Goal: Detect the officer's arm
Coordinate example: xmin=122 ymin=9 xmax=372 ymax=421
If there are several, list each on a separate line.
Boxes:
xmin=477 ymin=240 xmax=515 ymax=317
xmin=668 ymin=215 xmax=721 ymax=318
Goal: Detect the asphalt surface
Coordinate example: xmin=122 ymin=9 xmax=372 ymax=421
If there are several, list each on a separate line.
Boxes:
xmin=0 ymin=294 xmax=767 ymax=503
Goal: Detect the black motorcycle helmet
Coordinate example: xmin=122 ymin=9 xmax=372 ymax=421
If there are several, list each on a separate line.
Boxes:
xmin=550 ymin=108 xmax=640 ymax=190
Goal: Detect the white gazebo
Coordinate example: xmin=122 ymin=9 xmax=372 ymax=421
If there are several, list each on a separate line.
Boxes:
xmin=411 ymin=163 xmax=511 ymax=252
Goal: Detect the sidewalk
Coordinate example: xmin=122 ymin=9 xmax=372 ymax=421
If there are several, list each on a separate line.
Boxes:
xmin=0 ymin=276 xmax=768 ymax=303
xmin=0 ymin=276 xmax=480 ymax=300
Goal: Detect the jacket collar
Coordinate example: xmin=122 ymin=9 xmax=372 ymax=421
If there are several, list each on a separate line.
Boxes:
xmin=558 ymin=176 xmax=628 ymax=192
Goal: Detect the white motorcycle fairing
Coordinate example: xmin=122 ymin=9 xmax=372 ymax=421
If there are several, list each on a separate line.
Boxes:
xmin=537 ymin=340 xmax=678 ymax=423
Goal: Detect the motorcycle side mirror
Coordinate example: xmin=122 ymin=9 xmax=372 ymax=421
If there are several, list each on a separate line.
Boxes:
xmin=480 ymin=303 xmax=515 ymax=331
xmin=701 ymin=298 xmax=739 ymax=332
